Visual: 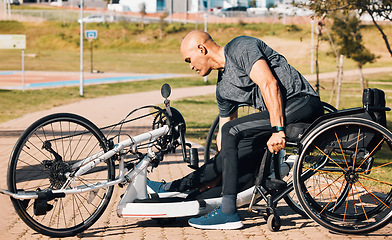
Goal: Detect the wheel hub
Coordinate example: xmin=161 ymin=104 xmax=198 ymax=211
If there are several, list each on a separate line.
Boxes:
xmin=48 ymin=160 xmax=71 ymax=189
xmin=344 ymin=169 xmax=359 ymax=184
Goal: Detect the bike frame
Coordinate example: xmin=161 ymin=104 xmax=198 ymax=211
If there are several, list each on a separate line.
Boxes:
xmin=0 ymin=125 xmax=170 ymax=200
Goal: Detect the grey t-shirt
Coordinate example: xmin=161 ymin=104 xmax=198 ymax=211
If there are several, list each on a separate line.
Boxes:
xmin=216 ymin=36 xmax=318 ymax=117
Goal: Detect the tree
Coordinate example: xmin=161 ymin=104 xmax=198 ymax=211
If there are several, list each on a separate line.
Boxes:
xmin=304 ymin=0 xmax=392 ymax=57
xmin=158 ymin=12 xmax=168 ymax=39
xmin=331 ymin=12 xmax=376 ymax=91
xmin=140 ymin=2 xmax=146 ymax=29
xmin=249 ymin=0 xmax=257 ymax=8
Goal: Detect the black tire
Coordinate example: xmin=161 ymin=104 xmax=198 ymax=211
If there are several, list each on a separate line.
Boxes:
xmin=294 ymin=118 xmax=392 ymax=234
xmin=204 ymin=115 xmax=220 ymax=162
xmin=267 ymin=214 xmax=281 ymax=232
xmin=7 ymin=113 xmax=115 ymax=237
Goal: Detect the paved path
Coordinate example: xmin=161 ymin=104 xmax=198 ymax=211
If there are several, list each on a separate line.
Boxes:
xmin=0 ymin=86 xmax=392 ymax=240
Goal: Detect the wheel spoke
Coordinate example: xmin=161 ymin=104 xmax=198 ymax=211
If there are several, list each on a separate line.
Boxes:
xmin=314 ymin=145 xmax=347 ymax=173
xmin=352 ymin=128 xmax=361 ymax=168
xmin=334 ymin=131 xmax=349 ymax=168
xmin=353 ymin=183 xmax=369 ymax=222
xmin=357 ymin=180 xmax=389 ymax=208
xmin=304 ymin=167 xmax=345 ymax=176
xmin=358 ymin=175 xmax=392 ymax=187
xmin=356 ymin=138 xmax=384 ymax=171
xmin=343 ymin=184 xmax=353 ymax=224
xmin=319 ymin=177 xmax=347 ymax=214
xmin=331 ymin=179 xmax=348 ymax=212
xmin=360 ymin=160 xmax=392 ymax=175
xmin=306 ymin=175 xmax=343 ymax=197
xmin=350 ymin=184 xmax=357 ymax=214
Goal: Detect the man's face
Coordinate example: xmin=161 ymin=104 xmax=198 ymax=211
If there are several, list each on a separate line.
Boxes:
xmin=181 ymin=45 xmax=212 ymax=77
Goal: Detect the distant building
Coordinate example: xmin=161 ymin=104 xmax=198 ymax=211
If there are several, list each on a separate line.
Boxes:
xmin=117 ymin=0 xmax=279 ymax=13
xmin=117 ymin=0 xmax=211 ymax=13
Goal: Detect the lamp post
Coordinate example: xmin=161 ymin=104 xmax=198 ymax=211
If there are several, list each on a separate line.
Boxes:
xmin=79 ymin=0 xmax=84 ymax=96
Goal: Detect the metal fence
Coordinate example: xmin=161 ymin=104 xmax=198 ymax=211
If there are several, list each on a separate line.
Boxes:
xmin=10 ymin=10 xmax=82 ymax=22
xmin=9 ymin=9 xmax=186 ymax=23
xmin=8 ymin=9 xmax=311 ymax=25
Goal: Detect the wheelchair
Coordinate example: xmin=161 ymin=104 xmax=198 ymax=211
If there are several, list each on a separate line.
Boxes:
xmin=205 ymin=88 xmax=392 ymax=234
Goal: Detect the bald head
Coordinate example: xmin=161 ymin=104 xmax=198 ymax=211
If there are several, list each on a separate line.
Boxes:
xmin=180 ymin=30 xmax=213 ymax=54
xmin=180 ymin=31 xmax=224 ymax=76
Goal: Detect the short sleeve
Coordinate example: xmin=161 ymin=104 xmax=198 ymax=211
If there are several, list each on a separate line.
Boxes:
xmin=228 ymin=37 xmax=264 ymax=76
xmin=216 ymin=89 xmax=238 ymax=117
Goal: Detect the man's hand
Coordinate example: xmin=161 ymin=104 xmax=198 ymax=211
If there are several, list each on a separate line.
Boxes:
xmin=267 ymin=131 xmax=286 ymax=153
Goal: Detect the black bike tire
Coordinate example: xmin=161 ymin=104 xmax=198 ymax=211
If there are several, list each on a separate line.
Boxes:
xmin=204 ymin=115 xmax=219 ymax=162
xmin=7 ymin=113 xmax=115 ymax=237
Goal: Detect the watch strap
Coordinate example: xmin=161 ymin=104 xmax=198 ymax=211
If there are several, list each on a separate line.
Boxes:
xmin=271 ymin=126 xmax=285 ymax=133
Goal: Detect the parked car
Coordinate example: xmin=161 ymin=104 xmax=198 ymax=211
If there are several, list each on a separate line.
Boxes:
xmin=78 ymin=15 xmax=108 ymax=23
xmin=219 ymin=6 xmax=248 ymax=17
xmin=5 ymin=0 xmax=20 ymax=5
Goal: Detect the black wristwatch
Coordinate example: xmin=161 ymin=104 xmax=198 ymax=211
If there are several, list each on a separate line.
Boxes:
xmin=271 ymin=126 xmax=285 ymax=133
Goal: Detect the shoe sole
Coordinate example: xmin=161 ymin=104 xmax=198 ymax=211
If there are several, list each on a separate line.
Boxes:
xmin=188 ymin=221 xmax=243 ymax=230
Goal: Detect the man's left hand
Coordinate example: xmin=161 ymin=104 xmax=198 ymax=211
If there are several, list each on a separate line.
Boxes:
xmin=267 ymin=131 xmax=286 ymax=153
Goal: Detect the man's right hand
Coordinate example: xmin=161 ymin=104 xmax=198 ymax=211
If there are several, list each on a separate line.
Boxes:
xmin=267 ymin=131 xmax=286 ymax=153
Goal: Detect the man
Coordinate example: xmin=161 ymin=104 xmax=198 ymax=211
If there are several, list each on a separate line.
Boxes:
xmin=149 ymin=30 xmax=323 ymax=230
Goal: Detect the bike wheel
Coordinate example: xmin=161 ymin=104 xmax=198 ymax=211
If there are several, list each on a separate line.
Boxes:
xmin=294 ymin=118 xmax=392 ymax=234
xmin=7 ymin=113 xmax=115 ymax=237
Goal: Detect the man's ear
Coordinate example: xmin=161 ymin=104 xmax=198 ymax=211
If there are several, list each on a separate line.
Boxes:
xmin=197 ymin=44 xmax=208 ymax=55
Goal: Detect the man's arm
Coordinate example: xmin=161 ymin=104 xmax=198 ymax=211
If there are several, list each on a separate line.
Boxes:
xmin=249 ymin=58 xmax=286 ymax=153
xmin=216 ymin=110 xmax=238 ymax=151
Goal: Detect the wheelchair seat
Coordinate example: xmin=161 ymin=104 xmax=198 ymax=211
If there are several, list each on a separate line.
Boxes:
xmin=285 ymin=107 xmax=376 ymax=144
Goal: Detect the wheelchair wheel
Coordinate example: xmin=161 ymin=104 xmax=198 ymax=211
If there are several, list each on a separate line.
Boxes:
xmin=7 ymin=113 xmax=115 ymax=237
xmin=294 ymin=117 xmax=392 ymax=234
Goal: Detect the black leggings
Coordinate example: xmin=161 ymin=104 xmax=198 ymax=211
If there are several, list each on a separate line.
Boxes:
xmin=221 ymin=95 xmax=323 ymax=195
xmin=168 ymin=136 xmax=266 ymax=192
xmin=168 ymin=95 xmax=323 ymax=194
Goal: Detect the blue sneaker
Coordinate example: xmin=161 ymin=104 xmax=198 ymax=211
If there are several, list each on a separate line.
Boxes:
xmin=147 ymin=178 xmax=168 ymax=193
xmin=188 ymin=206 xmax=243 ymax=230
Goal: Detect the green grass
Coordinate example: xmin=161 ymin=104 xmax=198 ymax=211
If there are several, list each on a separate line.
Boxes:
xmin=170 ymin=94 xmax=219 ymax=145
xmin=1 ymin=49 xmax=189 ymax=73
